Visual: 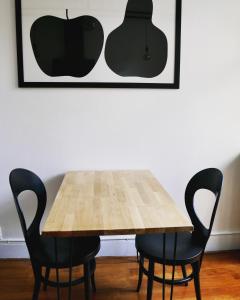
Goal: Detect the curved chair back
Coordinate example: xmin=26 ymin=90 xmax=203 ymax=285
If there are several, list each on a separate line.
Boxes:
xmin=185 ymin=168 xmax=223 ymax=247
xmin=9 ymin=168 xmax=46 ymax=254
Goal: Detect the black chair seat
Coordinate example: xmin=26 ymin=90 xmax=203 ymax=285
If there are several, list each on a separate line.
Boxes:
xmin=136 ymin=232 xmax=203 ymax=264
xmin=34 ymin=236 xmax=100 ymax=268
xmin=135 ymin=168 xmax=223 ymax=300
xmin=9 ymin=168 xmax=101 ymax=300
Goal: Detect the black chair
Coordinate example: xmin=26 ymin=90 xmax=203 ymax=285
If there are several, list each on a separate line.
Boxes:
xmin=135 ymin=168 xmax=223 ymax=300
xmin=9 ymin=168 xmax=100 ymax=300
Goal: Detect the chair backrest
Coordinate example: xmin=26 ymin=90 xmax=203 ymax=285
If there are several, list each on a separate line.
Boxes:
xmin=9 ymin=169 xmax=46 ymax=253
xmin=185 ymin=168 xmax=223 ymax=247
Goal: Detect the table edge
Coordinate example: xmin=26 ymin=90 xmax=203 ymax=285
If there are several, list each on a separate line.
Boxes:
xmin=42 ymin=225 xmax=194 ymax=237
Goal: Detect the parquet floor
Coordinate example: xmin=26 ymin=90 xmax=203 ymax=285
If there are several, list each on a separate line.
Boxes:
xmin=0 ymin=251 xmax=240 ymax=300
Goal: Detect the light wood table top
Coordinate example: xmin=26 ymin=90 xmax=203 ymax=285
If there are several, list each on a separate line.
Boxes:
xmin=42 ymin=170 xmax=193 ymax=237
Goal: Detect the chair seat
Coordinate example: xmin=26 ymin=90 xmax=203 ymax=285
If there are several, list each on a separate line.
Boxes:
xmin=33 ymin=236 xmax=100 ymax=268
xmin=136 ymin=232 xmax=203 ymax=264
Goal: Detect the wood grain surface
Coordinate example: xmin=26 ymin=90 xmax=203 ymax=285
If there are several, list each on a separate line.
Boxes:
xmin=42 ymin=170 xmax=193 ymax=237
xmin=1 ymin=252 xmax=240 ymax=300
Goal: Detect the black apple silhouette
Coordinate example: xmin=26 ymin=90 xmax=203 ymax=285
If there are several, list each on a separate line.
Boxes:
xmin=105 ymin=0 xmax=168 ymax=78
xmin=30 ymin=10 xmax=104 ymax=77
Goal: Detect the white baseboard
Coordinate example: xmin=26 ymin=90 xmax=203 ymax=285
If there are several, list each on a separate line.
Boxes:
xmin=206 ymin=231 xmax=240 ymax=252
xmin=0 ymin=232 xmax=239 ymax=259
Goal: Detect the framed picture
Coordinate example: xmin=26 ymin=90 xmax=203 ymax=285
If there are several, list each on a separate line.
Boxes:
xmin=15 ymin=0 xmax=182 ymax=88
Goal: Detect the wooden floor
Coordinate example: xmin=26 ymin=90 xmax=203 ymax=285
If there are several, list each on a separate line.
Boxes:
xmin=0 ymin=252 xmax=240 ymax=300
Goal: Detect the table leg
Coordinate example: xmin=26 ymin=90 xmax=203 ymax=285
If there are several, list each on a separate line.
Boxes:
xmin=54 ymin=238 xmax=60 ymax=300
xmin=68 ymin=237 xmax=73 ymax=300
xmin=170 ymin=233 xmax=178 ymax=300
xmin=162 ymin=233 xmax=166 ymax=300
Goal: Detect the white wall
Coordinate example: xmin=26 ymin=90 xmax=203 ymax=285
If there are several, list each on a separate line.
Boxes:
xmin=0 ymin=0 xmax=240 ymax=257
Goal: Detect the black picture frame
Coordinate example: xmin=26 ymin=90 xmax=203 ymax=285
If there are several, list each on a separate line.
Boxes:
xmin=15 ymin=0 xmax=182 ymax=89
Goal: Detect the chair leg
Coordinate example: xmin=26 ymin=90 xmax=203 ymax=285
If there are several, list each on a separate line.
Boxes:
xmin=43 ymin=267 xmax=50 ymax=291
xmin=192 ymin=262 xmax=201 ymax=300
xmin=32 ymin=264 xmax=41 ymax=300
xmin=84 ymin=262 xmax=92 ymax=300
xmin=181 ymin=265 xmax=188 ymax=286
xmin=136 ymin=255 xmax=144 ymax=292
xmin=147 ymin=259 xmax=154 ymax=300
xmin=91 ymin=273 xmax=96 ymax=292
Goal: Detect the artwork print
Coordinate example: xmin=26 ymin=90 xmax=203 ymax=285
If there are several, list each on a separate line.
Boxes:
xmin=16 ymin=0 xmax=182 ymax=88
xmin=105 ymin=0 xmax=168 ymax=78
xmin=30 ymin=10 xmax=104 ymax=77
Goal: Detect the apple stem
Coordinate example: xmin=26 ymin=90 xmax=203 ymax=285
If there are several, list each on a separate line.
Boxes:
xmin=66 ymin=9 xmax=69 ymax=20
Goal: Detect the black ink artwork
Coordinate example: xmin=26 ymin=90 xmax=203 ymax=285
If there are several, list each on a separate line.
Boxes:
xmin=16 ymin=0 xmax=182 ymax=88
xmin=30 ymin=10 xmax=104 ymax=77
xmin=105 ymin=0 xmax=168 ymax=78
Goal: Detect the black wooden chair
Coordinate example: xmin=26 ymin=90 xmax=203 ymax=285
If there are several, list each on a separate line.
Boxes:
xmin=9 ymin=168 xmax=100 ymax=300
xmin=135 ymin=168 xmax=223 ymax=300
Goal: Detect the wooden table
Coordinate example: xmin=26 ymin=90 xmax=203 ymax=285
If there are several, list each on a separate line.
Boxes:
xmin=42 ymin=170 xmax=193 ymax=300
